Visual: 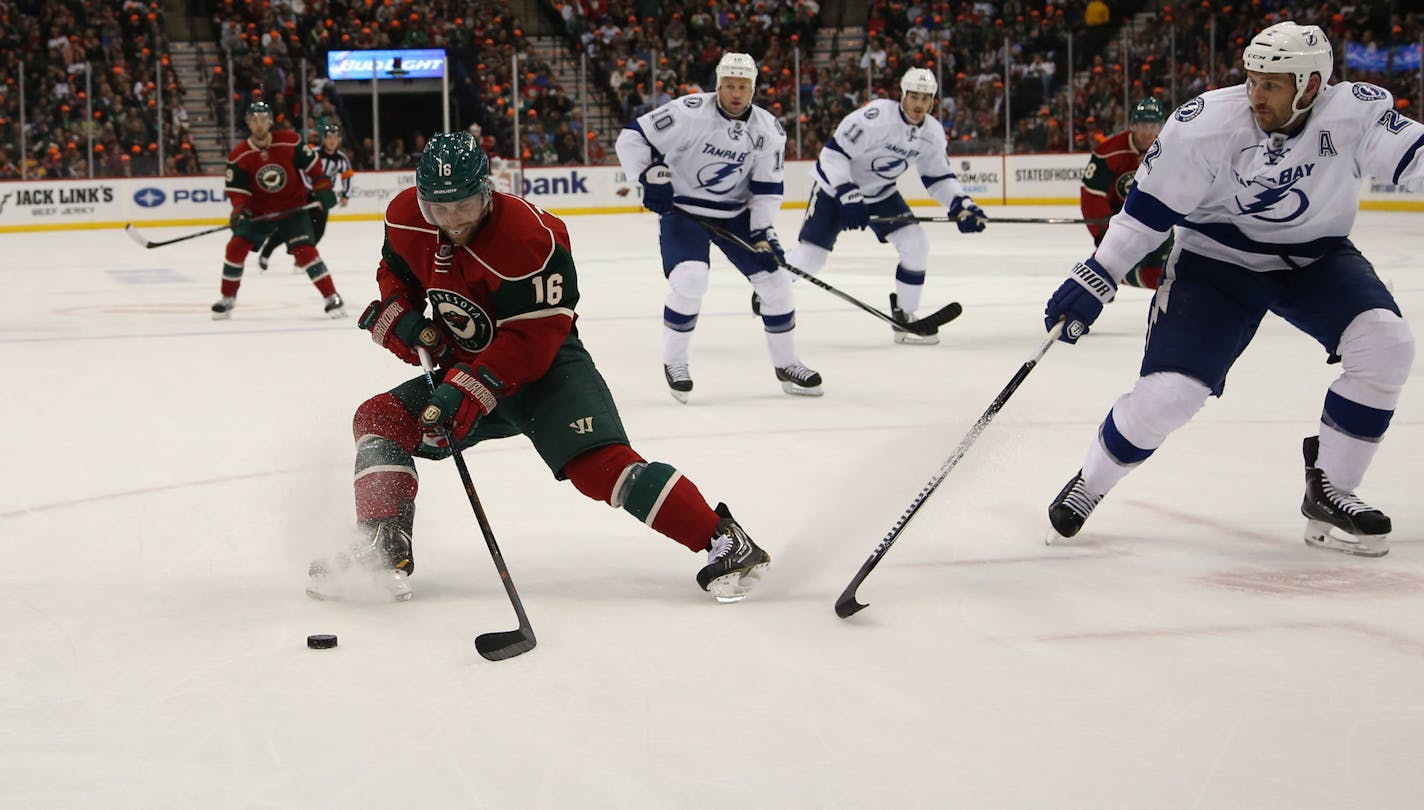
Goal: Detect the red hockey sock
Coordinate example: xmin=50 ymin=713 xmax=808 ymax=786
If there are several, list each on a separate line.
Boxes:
xmin=648 ymin=475 xmax=721 ymax=552
xmin=563 ymin=445 xmax=720 ymax=553
xmin=352 ymin=394 xmax=423 ymax=522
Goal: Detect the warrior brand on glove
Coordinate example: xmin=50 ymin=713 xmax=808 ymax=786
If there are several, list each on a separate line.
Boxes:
xmin=639 ymin=163 xmax=674 ymax=214
xmin=1044 ymin=258 xmax=1117 ymax=343
xmin=420 ymin=362 xmax=507 ymax=441
xmin=359 ymin=295 xmax=444 ymax=365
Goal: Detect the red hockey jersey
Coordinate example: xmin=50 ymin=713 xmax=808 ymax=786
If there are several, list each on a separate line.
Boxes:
xmin=1079 ymin=129 xmax=1145 ymax=244
xmin=377 ymin=188 xmax=578 ymax=395
xmin=225 ymin=129 xmax=326 ymax=215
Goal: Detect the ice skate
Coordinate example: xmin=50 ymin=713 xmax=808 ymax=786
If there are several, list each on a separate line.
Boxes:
xmin=775 ymin=362 xmax=823 ymax=396
xmin=211 ymin=296 xmax=236 ymax=320
xmin=664 ymin=363 xmax=693 ymax=404
xmin=696 ymin=503 xmax=770 ymax=602
xmin=1301 ymin=436 xmax=1390 ymax=557
xmin=323 ymin=293 xmax=347 ymax=318
xmin=890 ymin=293 xmax=940 ymax=345
xmin=1046 ymin=470 xmax=1104 ymax=543
xmin=306 ymin=517 xmax=415 ymax=601
xmin=257 ymin=252 xmax=271 ymax=272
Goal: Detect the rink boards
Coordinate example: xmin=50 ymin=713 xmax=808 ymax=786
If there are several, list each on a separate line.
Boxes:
xmin=2 ymin=152 xmax=1421 ymax=233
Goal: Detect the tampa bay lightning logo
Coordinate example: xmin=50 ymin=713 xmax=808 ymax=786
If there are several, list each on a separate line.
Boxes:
xmin=1352 ymin=83 xmax=1387 ymax=102
xmin=1142 ymin=139 xmax=1162 ymax=173
xmin=1175 ymin=96 xmax=1204 ymax=122
xmin=428 ymin=288 xmax=494 ymax=352
xmin=870 ymin=155 xmax=908 ymax=179
xmin=1234 ymin=174 xmax=1310 ymax=223
xmin=695 ymin=162 xmax=744 ymax=194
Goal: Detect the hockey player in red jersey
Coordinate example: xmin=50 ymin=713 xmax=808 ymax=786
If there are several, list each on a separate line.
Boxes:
xmin=1079 ymin=97 xmax=1171 ymax=289
xmin=306 ymin=131 xmax=770 ymax=603
xmin=211 ymin=101 xmax=345 ymax=319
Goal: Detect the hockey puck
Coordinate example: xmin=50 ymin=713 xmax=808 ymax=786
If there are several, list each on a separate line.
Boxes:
xmin=306 ymin=634 xmax=338 ymax=650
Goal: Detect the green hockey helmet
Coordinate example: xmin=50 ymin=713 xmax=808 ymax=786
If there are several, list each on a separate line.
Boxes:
xmin=246 ymin=100 xmax=273 ymax=121
xmin=1130 ymin=97 xmax=1166 ymax=125
xmin=416 ymin=131 xmax=493 ymax=233
xmin=416 ymin=132 xmax=491 ymax=204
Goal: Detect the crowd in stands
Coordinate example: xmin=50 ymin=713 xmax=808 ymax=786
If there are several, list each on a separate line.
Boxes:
xmin=208 ymin=0 xmax=596 ymax=170
xmin=1 ymin=1 xmax=1421 ymax=180
xmin=555 ymin=0 xmax=1423 ymax=157
xmin=0 ymin=0 xmax=200 ymax=179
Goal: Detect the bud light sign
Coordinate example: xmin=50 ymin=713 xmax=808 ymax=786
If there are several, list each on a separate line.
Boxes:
xmin=328 ymin=49 xmax=447 ymax=81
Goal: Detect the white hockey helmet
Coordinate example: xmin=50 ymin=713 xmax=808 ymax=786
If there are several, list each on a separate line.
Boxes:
xmin=1242 ymin=21 xmax=1332 ymax=124
xmin=716 ymin=52 xmax=758 ymax=87
xmin=900 ymin=67 xmax=938 ymax=97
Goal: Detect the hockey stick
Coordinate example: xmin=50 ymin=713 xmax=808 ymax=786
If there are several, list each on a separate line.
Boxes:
xmin=124 ymin=201 xmax=321 ymax=249
xmin=418 ymin=347 xmax=537 ymax=661
xmin=835 ymin=321 xmax=1065 ymax=619
xmin=678 ymin=209 xmax=960 ymax=335
xmin=870 ymin=214 xmax=1105 ymax=226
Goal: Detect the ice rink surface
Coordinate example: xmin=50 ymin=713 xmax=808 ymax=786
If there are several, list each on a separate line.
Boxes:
xmin=2 ymin=205 xmax=1421 ymax=809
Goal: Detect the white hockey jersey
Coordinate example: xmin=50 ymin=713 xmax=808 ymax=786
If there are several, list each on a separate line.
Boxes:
xmin=812 ymin=98 xmax=969 ymax=207
xmin=615 ymin=93 xmax=786 ymax=231
xmin=1095 ymin=81 xmax=1424 ymax=276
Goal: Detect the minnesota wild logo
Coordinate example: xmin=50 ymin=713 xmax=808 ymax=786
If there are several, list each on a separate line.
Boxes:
xmin=428 ymin=289 xmax=494 ymax=352
xmin=255 ymin=164 xmax=288 ymax=192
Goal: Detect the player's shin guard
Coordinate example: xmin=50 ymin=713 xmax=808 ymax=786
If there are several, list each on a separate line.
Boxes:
xmin=293 ymin=243 xmax=338 ymax=298
xmin=1058 ymin=373 xmax=1210 ymax=538
xmin=353 ymin=433 xmax=419 ymax=524
xmin=892 ymin=264 xmax=928 ymax=315
xmin=564 ymin=445 xmax=720 ymax=552
xmin=219 ymin=237 xmax=251 ymax=298
xmin=784 ymin=242 xmax=830 ymax=276
xmin=1317 ymin=309 xmax=1414 ymax=491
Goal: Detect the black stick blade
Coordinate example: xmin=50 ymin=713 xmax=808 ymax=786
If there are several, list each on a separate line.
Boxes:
xmin=834 ymin=591 xmax=868 ymax=618
xmin=909 ymin=301 xmax=963 ymax=334
xmin=475 ymin=630 xmax=536 ymax=661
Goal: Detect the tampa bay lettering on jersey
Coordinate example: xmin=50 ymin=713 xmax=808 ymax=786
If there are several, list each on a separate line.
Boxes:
xmin=701 ymin=144 xmax=749 ymax=161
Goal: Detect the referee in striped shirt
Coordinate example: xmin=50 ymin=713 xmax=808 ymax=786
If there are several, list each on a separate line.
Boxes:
xmin=259 ymin=123 xmax=355 ymax=270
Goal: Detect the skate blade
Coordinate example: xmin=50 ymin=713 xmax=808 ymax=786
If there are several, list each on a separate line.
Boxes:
xmin=893 ymin=331 xmax=940 ymax=345
xmin=1044 ymin=527 xmax=1068 ymax=546
xmin=211 ymin=311 xmax=232 ymax=321
xmin=780 ymin=381 xmax=824 ymax=397
xmin=1304 ymin=521 xmax=1389 ymax=558
xmin=668 ymin=388 xmax=690 ymax=404
xmin=706 ymin=561 xmax=770 ymax=603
